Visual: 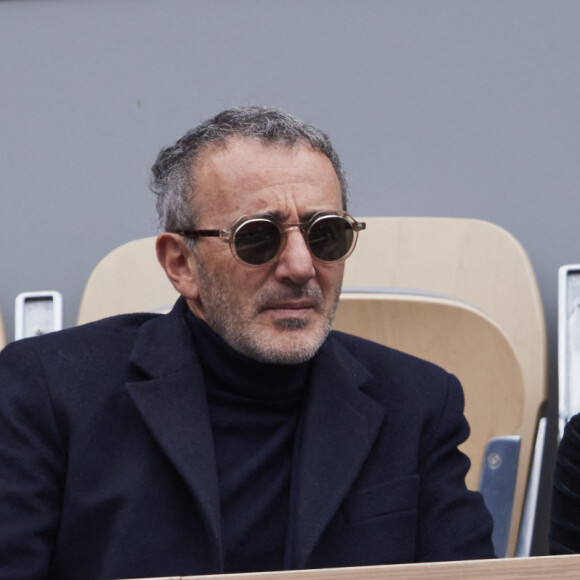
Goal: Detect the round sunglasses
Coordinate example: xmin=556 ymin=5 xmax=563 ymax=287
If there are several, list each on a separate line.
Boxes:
xmin=175 ymin=211 xmax=366 ymax=266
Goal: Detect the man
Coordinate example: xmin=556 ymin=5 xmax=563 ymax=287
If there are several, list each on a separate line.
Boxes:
xmin=0 ymin=107 xmax=495 ymax=580
xmin=550 ymin=413 xmax=580 ymax=554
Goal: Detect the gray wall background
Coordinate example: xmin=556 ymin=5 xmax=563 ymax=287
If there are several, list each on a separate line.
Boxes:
xmin=1 ymin=0 xmax=579 ymax=555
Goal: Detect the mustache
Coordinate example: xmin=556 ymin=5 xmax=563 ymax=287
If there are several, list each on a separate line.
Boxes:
xmin=256 ymin=284 xmax=325 ymax=311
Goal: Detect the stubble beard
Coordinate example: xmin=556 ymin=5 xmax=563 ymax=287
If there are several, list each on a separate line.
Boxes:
xmin=195 ymin=261 xmax=341 ymax=365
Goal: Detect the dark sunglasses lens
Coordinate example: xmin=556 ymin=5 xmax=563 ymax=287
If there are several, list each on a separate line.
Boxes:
xmin=308 ymin=216 xmax=354 ymax=261
xmin=234 ymin=219 xmax=281 ymax=265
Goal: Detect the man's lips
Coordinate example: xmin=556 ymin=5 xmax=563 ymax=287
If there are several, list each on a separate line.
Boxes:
xmin=261 ymin=300 xmax=316 ymax=314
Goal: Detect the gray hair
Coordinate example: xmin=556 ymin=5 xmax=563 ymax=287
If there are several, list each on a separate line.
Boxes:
xmin=149 ymin=106 xmax=348 ymax=232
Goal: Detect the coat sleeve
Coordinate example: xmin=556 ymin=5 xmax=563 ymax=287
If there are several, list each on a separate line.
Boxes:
xmin=416 ymin=373 xmax=496 ymax=561
xmin=0 ymin=341 xmax=65 ymax=580
xmin=550 ymin=413 xmax=580 ymax=554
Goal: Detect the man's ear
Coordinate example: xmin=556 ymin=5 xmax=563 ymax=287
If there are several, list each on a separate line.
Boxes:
xmin=156 ymin=233 xmax=199 ymax=300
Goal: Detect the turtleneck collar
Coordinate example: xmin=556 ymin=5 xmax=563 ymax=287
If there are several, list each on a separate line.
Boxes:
xmin=184 ymin=307 xmax=312 ymax=401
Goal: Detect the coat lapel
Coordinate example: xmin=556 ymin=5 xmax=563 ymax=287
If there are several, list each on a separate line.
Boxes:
xmin=292 ymin=336 xmax=386 ymax=568
xmin=124 ymin=300 xmax=223 ymax=570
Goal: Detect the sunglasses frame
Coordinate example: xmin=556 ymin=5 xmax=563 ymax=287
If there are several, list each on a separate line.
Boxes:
xmin=175 ymin=211 xmax=366 ymax=267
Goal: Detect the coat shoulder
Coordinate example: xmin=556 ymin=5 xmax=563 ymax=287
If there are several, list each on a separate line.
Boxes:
xmin=2 ymin=312 xmax=159 ymax=358
xmin=0 ymin=312 xmax=162 ymax=399
xmin=326 ymin=330 xmax=463 ymax=420
xmin=329 ymin=329 xmax=454 ymax=386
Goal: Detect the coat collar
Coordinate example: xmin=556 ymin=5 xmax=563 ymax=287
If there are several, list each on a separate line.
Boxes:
xmin=125 ymin=299 xmax=386 ymax=571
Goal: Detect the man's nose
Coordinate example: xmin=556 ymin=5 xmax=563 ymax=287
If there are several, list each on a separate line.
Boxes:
xmin=274 ymin=228 xmax=316 ymax=284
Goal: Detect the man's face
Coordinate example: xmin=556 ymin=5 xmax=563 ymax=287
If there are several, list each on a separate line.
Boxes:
xmin=185 ymin=138 xmax=345 ymax=364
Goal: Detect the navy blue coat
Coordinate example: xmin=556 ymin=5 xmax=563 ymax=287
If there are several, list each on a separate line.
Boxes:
xmin=0 ymin=299 xmax=495 ymax=579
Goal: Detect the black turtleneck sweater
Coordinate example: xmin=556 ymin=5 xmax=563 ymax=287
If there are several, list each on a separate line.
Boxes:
xmin=185 ymin=311 xmax=311 ymax=573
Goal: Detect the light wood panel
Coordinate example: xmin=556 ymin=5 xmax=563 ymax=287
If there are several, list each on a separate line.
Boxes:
xmin=124 ymin=555 xmax=580 ymax=580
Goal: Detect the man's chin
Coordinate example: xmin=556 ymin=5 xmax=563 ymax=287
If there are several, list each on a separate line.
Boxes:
xmin=248 ymin=324 xmax=330 ymax=365
xmin=252 ymin=343 xmax=320 ymax=365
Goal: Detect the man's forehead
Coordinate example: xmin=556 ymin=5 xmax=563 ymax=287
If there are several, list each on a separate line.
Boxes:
xmin=190 ymin=137 xmax=342 ymax=224
xmin=194 ymin=138 xmax=339 ymax=192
